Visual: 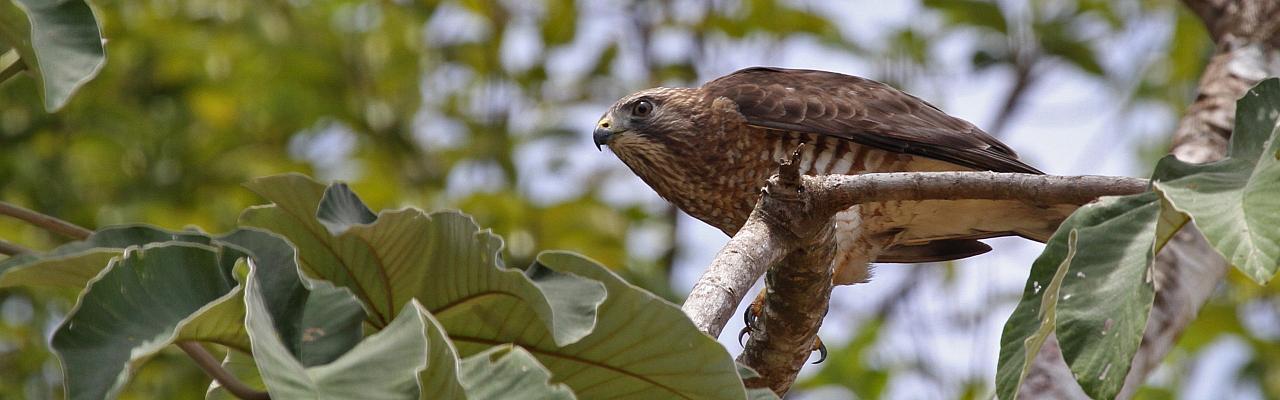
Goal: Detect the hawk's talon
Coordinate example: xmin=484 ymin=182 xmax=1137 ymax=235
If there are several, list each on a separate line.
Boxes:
xmin=738 ymin=326 xmax=751 ymax=347
xmin=811 ymin=338 xmax=828 ymax=364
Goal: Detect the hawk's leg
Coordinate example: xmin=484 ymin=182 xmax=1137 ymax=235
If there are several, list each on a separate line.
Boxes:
xmin=739 ymin=287 xmax=828 ymax=364
xmin=737 ymin=207 xmax=897 ymax=363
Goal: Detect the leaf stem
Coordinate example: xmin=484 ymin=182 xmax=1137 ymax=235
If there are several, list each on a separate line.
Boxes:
xmin=0 ymin=48 xmax=25 ymax=84
xmin=0 ymin=238 xmax=31 ymax=256
xmin=178 ymin=342 xmax=270 ymax=400
xmin=0 ymin=201 xmax=92 ymax=240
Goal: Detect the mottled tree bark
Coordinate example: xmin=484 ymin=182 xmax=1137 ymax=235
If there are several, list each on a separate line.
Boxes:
xmin=1020 ymin=1 xmax=1280 ymax=398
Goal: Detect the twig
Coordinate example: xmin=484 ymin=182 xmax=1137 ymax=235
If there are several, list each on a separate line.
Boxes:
xmin=986 ymin=59 xmax=1038 ymax=137
xmin=0 ymin=238 xmax=32 ymax=256
xmin=0 ymin=201 xmax=93 ymax=240
xmin=0 ymin=202 xmax=269 ymax=400
xmin=178 ymin=342 xmax=270 ymax=400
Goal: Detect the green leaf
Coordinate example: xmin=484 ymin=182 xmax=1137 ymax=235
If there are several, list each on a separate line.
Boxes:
xmin=239 ymin=174 xmax=605 ymax=347
xmin=997 ymin=193 xmax=1161 ymax=400
xmin=241 ymin=175 xmax=746 ymax=398
xmin=922 ymin=0 xmax=1008 ymax=34
xmin=217 ymin=228 xmax=365 ymax=367
xmin=0 ymin=225 xmax=211 ymax=289
xmin=1153 ymin=78 xmax=1280 ymax=284
xmin=522 ymin=252 xmax=747 ymax=399
xmin=459 ymin=345 xmax=574 ymax=400
xmin=245 ymin=263 xmax=465 ymax=400
xmin=1055 ymin=195 xmax=1161 ymax=399
xmin=315 ymin=182 xmax=377 ymax=235
xmin=51 ymin=242 xmax=243 ymax=400
xmin=0 ymin=0 xmax=104 ymax=110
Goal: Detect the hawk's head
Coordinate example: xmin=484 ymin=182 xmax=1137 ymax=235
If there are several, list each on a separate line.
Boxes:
xmin=593 ymin=87 xmax=703 ymax=165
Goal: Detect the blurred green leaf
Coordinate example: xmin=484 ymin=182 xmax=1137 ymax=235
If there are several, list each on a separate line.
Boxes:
xmin=0 ymin=0 xmax=104 ymax=110
xmin=541 ymin=0 xmax=576 ymax=46
xmin=1038 ymin=21 xmax=1105 ymax=76
xmin=795 ymin=320 xmax=889 ymax=398
xmin=922 ymin=0 xmax=1008 ymax=34
xmin=1153 ymin=78 xmax=1280 ymax=284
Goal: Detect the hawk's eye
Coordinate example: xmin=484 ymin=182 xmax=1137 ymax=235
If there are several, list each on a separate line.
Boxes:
xmin=632 ymin=100 xmax=654 ymax=118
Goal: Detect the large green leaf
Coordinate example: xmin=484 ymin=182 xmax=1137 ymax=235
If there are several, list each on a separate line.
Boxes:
xmin=207 ymin=228 xmax=369 ymax=399
xmin=245 ymin=262 xmax=465 ymax=400
xmin=996 ymin=193 xmax=1162 ymax=400
xmin=51 ymin=242 xmax=244 ymax=400
xmin=519 ymin=252 xmax=747 ymax=399
xmin=0 ymin=225 xmax=211 ymax=289
xmin=1152 ymin=78 xmax=1280 ymax=284
xmin=218 ymin=228 xmax=365 ymax=367
xmin=459 ymin=345 xmax=574 ymax=400
xmin=241 ymin=174 xmax=749 ymax=398
xmin=239 ymin=174 xmax=605 ymax=347
xmin=0 ymin=0 xmax=104 ymax=110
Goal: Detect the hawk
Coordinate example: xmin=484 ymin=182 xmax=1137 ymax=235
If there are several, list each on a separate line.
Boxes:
xmin=594 ymin=67 xmax=1074 ymax=285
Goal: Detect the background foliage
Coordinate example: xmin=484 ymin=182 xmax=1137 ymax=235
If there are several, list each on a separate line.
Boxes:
xmin=0 ymin=0 xmax=1276 ymax=399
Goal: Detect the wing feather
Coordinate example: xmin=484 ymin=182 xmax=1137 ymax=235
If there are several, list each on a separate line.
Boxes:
xmin=702 ymin=67 xmax=1043 ymax=174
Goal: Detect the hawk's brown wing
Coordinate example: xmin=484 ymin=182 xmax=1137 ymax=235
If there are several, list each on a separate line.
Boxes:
xmin=701 ymin=67 xmax=1043 ymax=174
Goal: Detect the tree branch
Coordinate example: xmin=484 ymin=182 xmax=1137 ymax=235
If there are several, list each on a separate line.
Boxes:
xmin=807 ymin=172 xmax=1147 ymax=215
xmin=0 ymin=201 xmax=270 ymax=400
xmin=681 ymin=167 xmax=1148 ymax=395
xmin=732 ymin=151 xmax=839 ymax=394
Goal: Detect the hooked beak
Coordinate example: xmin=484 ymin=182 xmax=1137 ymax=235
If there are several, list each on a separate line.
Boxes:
xmin=593 ymin=115 xmax=619 ymax=151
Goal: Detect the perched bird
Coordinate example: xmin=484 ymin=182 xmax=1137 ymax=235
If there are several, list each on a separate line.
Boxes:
xmin=594 ymin=67 xmax=1075 ymax=286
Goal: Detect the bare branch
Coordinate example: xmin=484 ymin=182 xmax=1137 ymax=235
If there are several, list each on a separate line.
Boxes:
xmin=178 ymin=342 xmax=270 ymax=400
xmin=0 ymin=201 xmax=93 ymax=240
xmin=683 ymin=209 xmax=791 ymax=337
xmin=808 ymin=172 xmax=1147 ymax=215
